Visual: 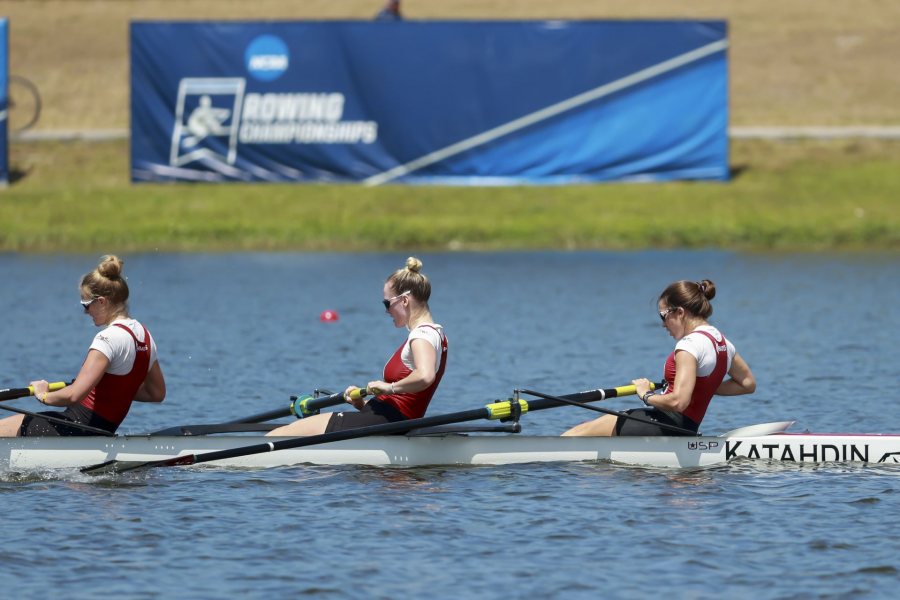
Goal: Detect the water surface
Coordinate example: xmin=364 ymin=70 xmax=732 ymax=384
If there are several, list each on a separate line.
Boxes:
xmin=1 ymin=251 xmax=898 ymax=598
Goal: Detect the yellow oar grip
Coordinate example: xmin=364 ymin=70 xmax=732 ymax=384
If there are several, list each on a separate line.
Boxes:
xmin=612 ymin=382 xmax=658 ymax=397
xmin=349 ymin=387 xmax=367 ymax=400
xmin=485 ymin=399 xmax=529 ymax=420
xmin=26 ymin=381 xmax=68 ymax=396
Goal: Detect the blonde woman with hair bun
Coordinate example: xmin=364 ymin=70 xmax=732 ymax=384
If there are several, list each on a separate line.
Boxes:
xmin=0 ymin=255 xmax=166 ymax=437
xmin=269 ymin=256 xmax=447 ymax=437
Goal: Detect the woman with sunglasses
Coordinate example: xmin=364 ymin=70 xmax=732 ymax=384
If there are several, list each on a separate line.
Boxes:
xmin=562 ymin=279 xmax=755 ymax=437
xmin=0 ymin=255 xmax=166 ymax=437
xmin=269 ymin=256 xmax=447 ymax=437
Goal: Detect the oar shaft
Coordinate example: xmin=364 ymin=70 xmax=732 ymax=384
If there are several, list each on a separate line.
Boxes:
xmin=119 ymin=385 xmax=637 ymax=471
xmin=223 ymin=388 xmax=366 ymax=424
xmin=223 ymin=407 xmax=292 ymax=425
xmin=295 ymin=390 xmax=348 ymax=416
xmin=520 ymin=387 xmax=697 ymax=436
xmin=83 ymin=383 xmax=656 ymax=474
xmin=521 ymin=381 xmax=662 ymax=412
xmin=0 ymin=403 xmax=115 ymax=436
xmin=0 ymin=381 xmax=68 ymax=402
xmin=0 ymin=387 xmax=32 ymax=402
xmin=149 ymin=406 xmax=495 ymax=470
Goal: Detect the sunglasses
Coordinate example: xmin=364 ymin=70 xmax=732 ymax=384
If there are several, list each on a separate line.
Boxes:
xmin=80 ymin=297 xmax=99 ymax=312
xmin=659 ymin=307 xmax=678 ymax=322
xmin=382 ymin=291 xmax=411 ymax=311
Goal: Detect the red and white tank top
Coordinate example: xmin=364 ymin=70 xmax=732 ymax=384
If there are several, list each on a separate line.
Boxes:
xmin=80 ymin=323 xmax=153 ymax=427
xmin=380 ymin=324 xmax=448 ymax=419
xmin=663 ymin=329 xmax=728 ymax=425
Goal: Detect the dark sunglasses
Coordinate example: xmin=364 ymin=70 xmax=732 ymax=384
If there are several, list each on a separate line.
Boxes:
xmin=382 ymin=291 xmax=410 ymax=311
xmin=80 ymin=297 xmax=99 ymax=312
xmin=659 ymin=307 xmax=678 ymax=322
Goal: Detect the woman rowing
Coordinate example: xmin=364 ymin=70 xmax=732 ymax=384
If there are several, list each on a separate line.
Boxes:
xmin=563 ymin=279 xmax=755 ymax=437
xmin=268 ymin=256 xmax=448 ymax=437
xmin=0 ymin=255 xmax=166 ymax=437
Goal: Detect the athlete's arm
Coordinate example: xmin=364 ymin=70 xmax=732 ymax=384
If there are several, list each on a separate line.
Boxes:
xmin=134 ymin=361 xmax=166 ymax=403
xmin=647 ymin=351 xmax=697 ymax=413
xmin=387 ymin=338 xmax=438 ymax=394
xmin=33 ymin=350 xmax=109 ymax=407
xmin=715 ymin=352 xmax=756 ymax=396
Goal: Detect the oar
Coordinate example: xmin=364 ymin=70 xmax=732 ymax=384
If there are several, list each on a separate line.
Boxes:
xmin=82 ymin=383 xmax=648 ymax=475
xmin=0 ymin=380 xmax=114 ymax=436
xmin=533 ymin=382 xmax=662 ymax=405
xmin=223 ymin=388 xmax=367 ymax=424
xmin=518 ymin=387 xmax=698 ymax=436
xmin=0 ymin=381 xmax=68 ymax=402
xmin=0 ymin=403 xmax=116 ymax=436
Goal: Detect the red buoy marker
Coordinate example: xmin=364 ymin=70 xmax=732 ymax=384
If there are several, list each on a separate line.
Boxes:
xmin=319 ymin=309 xmax=339 ymax=322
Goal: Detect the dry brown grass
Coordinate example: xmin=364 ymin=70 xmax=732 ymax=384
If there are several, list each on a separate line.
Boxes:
xmin=1 ymin=0 xmax=898 ymax=130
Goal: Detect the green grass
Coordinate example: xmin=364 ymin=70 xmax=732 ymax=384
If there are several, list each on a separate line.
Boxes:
xmin=2 ymin=139 xmax=898 ymax=252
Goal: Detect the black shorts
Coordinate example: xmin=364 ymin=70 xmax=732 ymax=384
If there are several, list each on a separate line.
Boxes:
xmin=615 ymin=408 xmax=699 ymax=437
xmin=19 ymin=404 xmax=118 ymax=437
xmin=324 ymin=399 xmax=408 ymax=434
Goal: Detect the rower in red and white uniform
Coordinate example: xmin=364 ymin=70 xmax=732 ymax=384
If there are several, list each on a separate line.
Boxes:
xmin=0 ymin=255 xmax=166 ymax=437
xmin=562 ymin=279 xmax=755 ymax=437
xmin=269 ymin=256 xmax=447 ymax=437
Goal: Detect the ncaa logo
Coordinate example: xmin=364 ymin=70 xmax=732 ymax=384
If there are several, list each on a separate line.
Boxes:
xmin=245 ymin=35 xmax=289 ymax=82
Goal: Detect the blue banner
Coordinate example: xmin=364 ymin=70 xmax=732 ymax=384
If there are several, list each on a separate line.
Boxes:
xmin=131 ymin=20 xmax=728 ymax=184
xmin=0 ymin=19 xmax=8 ymax=187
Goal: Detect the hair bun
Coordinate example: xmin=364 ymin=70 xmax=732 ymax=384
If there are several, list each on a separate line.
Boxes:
xmin=405 ymin=256 xmax=423 ymax=273
xmin=697 ymin=279 xmax=716 ymax=300
xmin=97 ymin=255 xmax=124 ymax=280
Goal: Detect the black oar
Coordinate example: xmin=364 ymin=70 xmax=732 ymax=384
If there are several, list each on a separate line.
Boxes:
xmin=0 ymin=381 xmax=67 ymax=402
xmin=0 ymin=380 xmax=118 ymax=436
xmin=0 ymin=403 xmax=116 ymax=436
xmin=223 ymin=388 xmax=366 ymax=424
xmin=154 ymin=389 xmax=368 ymax=435
xmin=82 ymin=383 xmax=647 ymax=475
xmin=518 ymin=387 xmax=697 ymax=436
xmin=223 ymin=406 xmax=294 ymax=425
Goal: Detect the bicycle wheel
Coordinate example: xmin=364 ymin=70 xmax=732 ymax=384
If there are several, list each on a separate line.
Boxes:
xmin=7 ymin=75 xmax=42 ymax=133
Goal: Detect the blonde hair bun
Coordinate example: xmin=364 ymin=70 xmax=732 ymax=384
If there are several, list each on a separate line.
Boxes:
xmin=388 ymin=256 xmax=431 ymax=304
xmin=97 ymin=255 xmax=125 ymax=280
xmin=81 ymin=254 xmax=130 ymax=308
xmin=405 ymin=256 xmax=423 ymax=273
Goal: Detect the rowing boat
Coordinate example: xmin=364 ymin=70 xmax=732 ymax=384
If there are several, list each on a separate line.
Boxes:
xmin=4 ymin=421 xmax=900 ymax=471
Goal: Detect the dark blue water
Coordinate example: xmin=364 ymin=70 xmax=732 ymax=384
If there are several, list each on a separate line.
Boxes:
xmin=1 ymin=251 xmax=899 ymax=598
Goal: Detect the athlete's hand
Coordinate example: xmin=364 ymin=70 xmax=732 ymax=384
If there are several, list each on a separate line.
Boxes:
xmin=344 ymin=385 xmax=368 ymax=410
xmin=632 ymin=378 xmax=653 ymax=400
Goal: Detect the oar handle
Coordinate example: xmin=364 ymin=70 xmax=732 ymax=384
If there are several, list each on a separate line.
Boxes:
xmin=544 ymin=381 xmax=664 ymax=405
xmin=0 ymin=381 xmax=68 ymax=402
xmin=291 ymin=387 xmax=369 ymax=418
xmin=610 ymin=381 xmax=662 ymax=397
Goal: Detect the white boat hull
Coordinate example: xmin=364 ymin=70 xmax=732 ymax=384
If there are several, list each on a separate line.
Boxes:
xmin=3 ymin=422 xmax=900 ymax=471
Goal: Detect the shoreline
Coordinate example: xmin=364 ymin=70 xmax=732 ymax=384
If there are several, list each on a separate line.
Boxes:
xmin=2 ymin=138 xmax=898 ymax=254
